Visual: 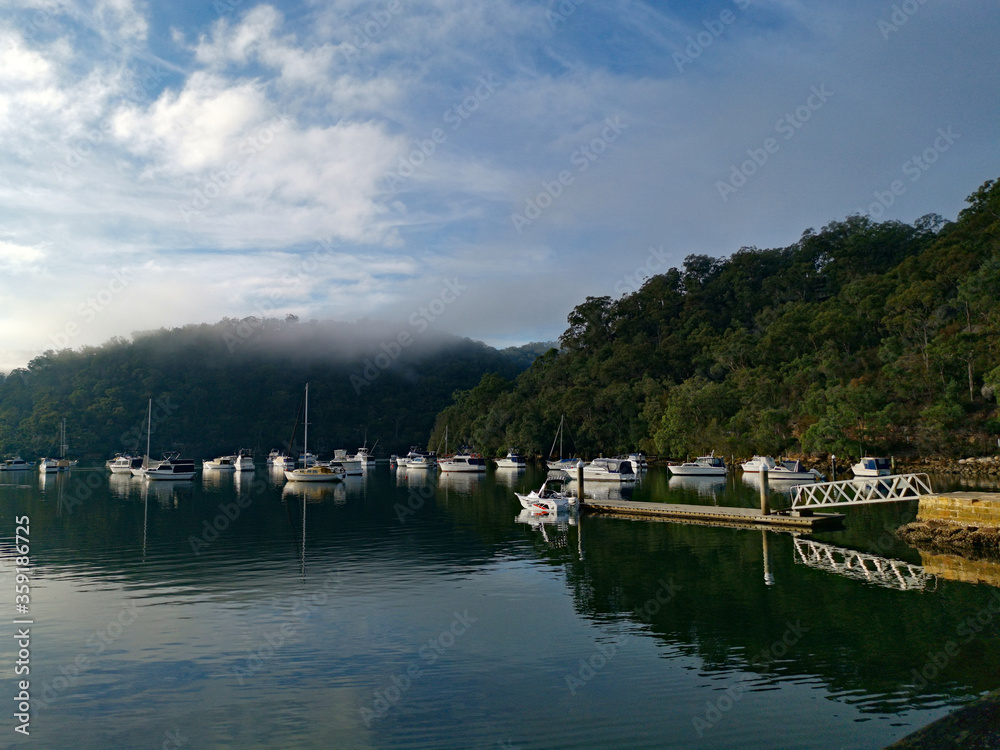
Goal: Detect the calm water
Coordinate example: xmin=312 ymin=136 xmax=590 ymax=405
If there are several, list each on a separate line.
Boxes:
xmin=1 ymin=465 xmax=999 ymax=749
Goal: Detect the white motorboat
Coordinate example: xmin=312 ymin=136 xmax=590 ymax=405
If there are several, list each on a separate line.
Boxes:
xmin=582 ymin=457 xmax=636 ymax=482
xmin=326 ymin=449 xmax=363 ymax=475
xmin=108 ymin=454 xmax=143 ymax=474
xmin=740 ymin=456 xmax=776 ymax=473
xmin=272 ymin=453 xmax=297 ymax=469
xmin=625 ymin=452 xmax=648 ymax=470
xmin=141 ymin=453 xmax=197 ymax=480
xmin=852 ymin=457 xmax=892 ymax=477
xmin=298 ymin=451 xmax=318 ymax=467
xmin=203 ymin=455 xmax=237 ymax=471
xmin=130 ymin=400 xmax=196 ymax=480
xmin=234 ymin=449 xmax=255 ymax=471
xmin=547 ymin=457 xmax=583 ymax=472
xmin=285 ymin=384 xmax=343 ymax=483
xmin=0 ymin=457 xmax=31 ymax=471
xmin=515 ymin=479 xmax=577 ymax=514
xmin=495 ymin=449 xmax=527 ymax=469
xmin=406 ymin=453 xmax=437 ymax=470
xmin=768 ymin=459 xmax=824 ymax=481
xmin=667 ymin=453 xmax=726 ymax=476
xmin=438 ymin=447 xmax=487 ymax=473
xmin=266 ymin=449 xmax=281 ymax=465
xmin=38 ymin=457 xmax=62 ymax=473
xmin=351 ymin=445 xmax=376 ymax=465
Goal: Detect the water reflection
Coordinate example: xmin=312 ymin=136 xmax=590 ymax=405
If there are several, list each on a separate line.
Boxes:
xmin=436 ymin=471 xmax=483 ymax=494
xmin=793 ymin=537 xmax=936 ymax=591
xmin=669 ymin=474 xmax=728 ymax=499
xmin=493 ymin=467 xmax=524 ymax=487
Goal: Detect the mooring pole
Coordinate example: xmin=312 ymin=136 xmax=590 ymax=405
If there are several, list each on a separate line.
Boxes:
xmin=577 ymin=462 xmax=585 ymax=504
xmin=760 ymin=465 xmax=770 ymax=515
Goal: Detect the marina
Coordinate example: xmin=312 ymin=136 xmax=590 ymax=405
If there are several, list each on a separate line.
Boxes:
xmin=2 ymin=463 xmax=999 ymax=748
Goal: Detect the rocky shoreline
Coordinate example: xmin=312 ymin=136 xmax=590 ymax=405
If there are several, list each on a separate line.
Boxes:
xmin=896 ymin=520 xmax=1000 ymax=560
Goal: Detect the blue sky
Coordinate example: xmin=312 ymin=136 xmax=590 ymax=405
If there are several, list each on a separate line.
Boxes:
xmin=1 ymin=0 xmax=998 ymax=371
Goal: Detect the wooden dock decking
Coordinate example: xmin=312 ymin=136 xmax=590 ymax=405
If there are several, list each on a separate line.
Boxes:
xmin=579 ymin=498 xmax=845 ymax=530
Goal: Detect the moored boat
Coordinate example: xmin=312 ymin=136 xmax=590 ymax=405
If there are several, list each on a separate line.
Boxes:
xmin=768 ymin=459 xmax=824 ymax=481
xmin=740 ymin=456 xmax=776 ymax=473
xmin=203 ymin=455 xmax=237 ymax=471
xmin=135 ymin=452 xmax=197 ymax=480
xmin=284 ymin=384 xmax=343 ymax=483
xmin=234 ymin=449 xmax=255 ymax=471
xmin=515 ymin=479 xmax=577 ymax=514
xmin=495 ymin=449 xmax=526 ymax=469
xmin=438 ymin=447 xmax=487 ymax=473
xmin=852 ymin=456 xmax=892 ymax=477
xmin=0 ymin=457 xmax=31 ymax=471
xmin=108 ymin=453 xmax=143 ymax=474
xmin=668 ymin=453 xmax=726 ymax=476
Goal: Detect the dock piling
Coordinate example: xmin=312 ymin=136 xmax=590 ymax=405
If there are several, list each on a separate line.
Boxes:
xmin=760 ymin=465 xmax=770 ymax=515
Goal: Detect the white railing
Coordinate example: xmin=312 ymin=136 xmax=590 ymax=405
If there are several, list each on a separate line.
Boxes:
xmin=790 ymin=473 xmax=932 ymax=510
xmin=793 ymin=537 xmax=935 ymax=591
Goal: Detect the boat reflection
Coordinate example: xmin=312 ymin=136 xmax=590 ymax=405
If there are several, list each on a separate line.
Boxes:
xmin=437 ymin=471 xmax=483 ymax=494
xmin=669 ymin=474 xmax=727 ymax=499
xmin=281 ymin=481 xmax=345 ymax=505
xmin=493 ymin=467 xmax=524 ymax=488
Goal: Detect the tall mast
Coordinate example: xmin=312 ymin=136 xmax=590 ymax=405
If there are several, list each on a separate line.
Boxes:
xmin=304 ymin=383 xmax=309 ymax=461
xmin=145 ymin=398 xmax=151 ymax=465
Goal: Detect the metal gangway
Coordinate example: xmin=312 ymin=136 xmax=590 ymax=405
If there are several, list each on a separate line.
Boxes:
xmin=790 ymin=473 xmax=933 ymax=511
xmin=793 ymin=537 xmax=936 ymax=591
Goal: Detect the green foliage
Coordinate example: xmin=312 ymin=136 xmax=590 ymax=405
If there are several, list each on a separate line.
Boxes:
xmin=432 ymin=176 xmax=1000 ymax=461
xmin=0 ymin=320 xmax=527 ymax=460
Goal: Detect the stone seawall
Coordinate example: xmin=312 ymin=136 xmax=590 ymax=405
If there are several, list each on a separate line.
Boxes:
xmin=895 ymin=492 xmax=1000 ymax=559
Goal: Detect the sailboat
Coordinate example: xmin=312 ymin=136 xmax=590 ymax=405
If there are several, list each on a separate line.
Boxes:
xmin=546 ymin=415 xmax=581 ymax=471
xmin=131 ymin=399 xmax=197 ymax=480
xmin=284 ymin=384 xmax=344 ymax=483
xmin=39 ymin=419 xmax=72 ymax=473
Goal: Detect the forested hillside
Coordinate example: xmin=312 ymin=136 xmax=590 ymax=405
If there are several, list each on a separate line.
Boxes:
xmin=430 ymin=177 xmax=1000 ymax=461
xmin=0 ymin=318 xmax=524 ymax=461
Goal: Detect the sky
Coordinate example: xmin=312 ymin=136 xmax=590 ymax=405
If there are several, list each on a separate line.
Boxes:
xmin=0 ymin=0 xmax=998 ymax=372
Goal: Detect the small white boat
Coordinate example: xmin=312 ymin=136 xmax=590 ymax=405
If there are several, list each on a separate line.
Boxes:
xmin=768 ymin=459 xmax=823 ymax=481
xmin=234 ymin=449 xmax=255 ymax=472
xmin=575 ymin=457 xmax=636 ymax=482
xmin=298 ymin=451 xmax=318 ymax=467
xmin=741 ymin=456 xmax=776 ymax=473
xmin=203 ymin=455 xmax=237 ymax=471
xmin=108 ymin=454 xmax=143 ymax=474
xmin=351 ymin=445 xmax=376 ymax=465
xmin=406 ymin=453 xmax=437 ymax=470
xmin=495 ymin=449 xmax=527 ymax=469
xmin=266 ymin=449 xmax=281 ymax=465
xmin=438 ymin=447 xmax=487 ymax=473
xmin=38 ymin=457 xmax=62 ymax=473
xmin=626 ymin=452 xmax=648 ymax=470
xmin=135 ymin=452 xmax=197 ymax=480
xmin=668 ymin=453 xmax=726 ymax=476
xmin=0 ymin=457 xmax=31 ymax=472
xmin=852 ymin=456 xmax=892 ymax=477
xmin=272 ymin=454 xmax=297 ymax=469
xmin=326 ymin=449 xmax=363 ymax=475
xmin=515 ymin=479 xmax=577 ymax=514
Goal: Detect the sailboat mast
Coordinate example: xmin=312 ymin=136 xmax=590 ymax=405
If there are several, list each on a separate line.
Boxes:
xmin=304 ymin=383 xmax=309 ymax=462
xmin=145 ymin=398 xmax=151 ymax=466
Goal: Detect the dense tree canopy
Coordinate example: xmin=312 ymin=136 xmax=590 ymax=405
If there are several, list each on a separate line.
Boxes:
xmin=430 ymin=178 xmax=1000 ymax=461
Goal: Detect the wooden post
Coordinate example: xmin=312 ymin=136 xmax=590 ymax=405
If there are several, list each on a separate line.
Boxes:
xmin=577 ymin=462 xmax=585 ymax=504
xmin=831 ymin=454 xmax=837 ymax=480
xmin=760 ymin=465 xmax=770 ymax=515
